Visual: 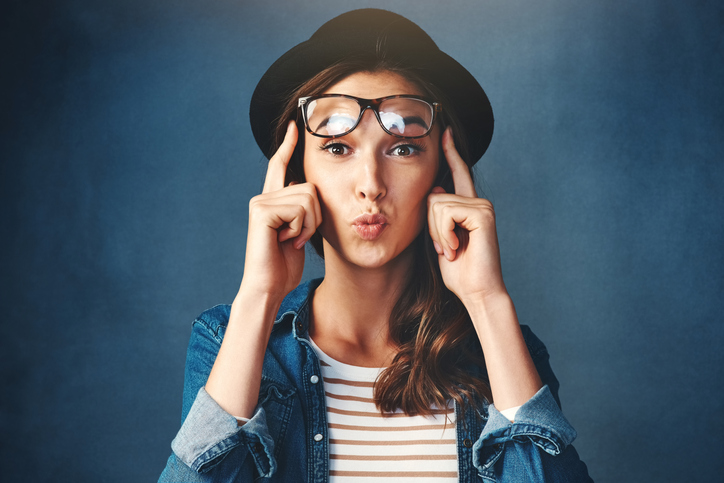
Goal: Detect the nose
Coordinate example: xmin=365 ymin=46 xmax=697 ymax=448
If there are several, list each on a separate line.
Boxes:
xmin=356 ymin=151 xmax=387 ymax=201
xmin=355 ymin=112 xmax=387 ymax=202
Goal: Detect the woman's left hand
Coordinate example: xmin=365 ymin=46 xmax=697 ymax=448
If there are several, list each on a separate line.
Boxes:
xmin=429 ymin=128 xmax=544 ymax=410
xmin=427 ymin=127 xmax=508 ymax=306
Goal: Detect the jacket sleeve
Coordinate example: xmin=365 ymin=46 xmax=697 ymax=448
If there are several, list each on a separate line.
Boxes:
xmin=158 ymin=309 xmax=276 ymax=482
xmin=472 ymin=326 xmax=593 ymax=482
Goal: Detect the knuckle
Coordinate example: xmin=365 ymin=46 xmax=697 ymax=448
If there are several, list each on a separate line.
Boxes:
xmin=292 ymin=204 xmax=305 ymax=217
xmin=480 ymin=200 xmax=495 ymax=216
xmin=478 ymin=198 xmax=493 ymax=209
xmin=249 ymin=195 xmax=263 ymax=212
xmin=301 ymin=191 xmax=315 ymax=205
xmin=439 ymin=203 xmax=453 ymax=217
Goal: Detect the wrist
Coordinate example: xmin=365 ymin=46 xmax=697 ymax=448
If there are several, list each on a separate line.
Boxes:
xmin=461 ymin=289 xmax=511 ymax=315
xmin=463 ymin=291 xmax=516 ymax=332
xmin=236 ymin=280 xmax=286 ymax=309
xmin=230 ymin=285 xmax=284 ymax=332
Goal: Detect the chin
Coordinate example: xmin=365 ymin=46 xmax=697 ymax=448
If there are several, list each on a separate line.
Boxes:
xmin=321 ymin=238 xmax=396 ymax=269
xmin=348 ymin=238 xmax=421 ymax=271
xmin=321 ymin=225 xmax=422 ymax=270
xmin=346 ymin=246 xmax=398 ymax=269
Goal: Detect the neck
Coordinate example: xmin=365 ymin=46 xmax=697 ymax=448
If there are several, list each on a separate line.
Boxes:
xmin=309 ymin=242 xmax=416 ymax=367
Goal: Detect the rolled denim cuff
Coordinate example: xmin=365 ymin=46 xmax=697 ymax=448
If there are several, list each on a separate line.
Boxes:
xmin=171 ymin=387 xmax=276 ymax=477
xmin=473 ymin=385 xmax=577 ymax=471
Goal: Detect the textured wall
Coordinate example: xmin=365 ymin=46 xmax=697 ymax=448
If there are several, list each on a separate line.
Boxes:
xmin=1 ymin=1 xmax=722 ymax=481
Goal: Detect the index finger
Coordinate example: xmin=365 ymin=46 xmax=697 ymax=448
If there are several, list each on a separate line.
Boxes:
xmin=442 ymin=127 xmax=477 ymax=198
xmin=262 ymin=121 xmax=298 ymax=194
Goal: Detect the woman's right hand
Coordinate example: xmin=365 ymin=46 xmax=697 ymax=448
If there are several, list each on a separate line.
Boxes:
xmin=239 ymin=121 xmax=322 ymax=303
xmin=205 ymin=121 xmax=320 ymax=419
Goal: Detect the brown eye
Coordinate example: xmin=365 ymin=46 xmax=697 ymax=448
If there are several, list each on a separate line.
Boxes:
xmin=323 ymin=143 xmax=349 ymax=156
xmin=392 ymin=144 xmax=421 ymax=156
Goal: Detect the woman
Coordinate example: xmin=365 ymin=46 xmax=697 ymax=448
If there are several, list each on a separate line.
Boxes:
xmin=160 ymin=9 xmax=592 ymax=482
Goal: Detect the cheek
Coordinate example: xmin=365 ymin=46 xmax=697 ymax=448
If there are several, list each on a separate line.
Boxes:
xmin=413 ymin=157 xmax=440 ymax=201
xmin=301 ymin=159 xmax=339 ymax=231
xmin=400 ymin=176 xmax=435 ymax=225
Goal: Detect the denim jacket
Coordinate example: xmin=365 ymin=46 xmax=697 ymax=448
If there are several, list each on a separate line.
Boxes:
xmin=159 ymin=279 xmax=592 ymax=482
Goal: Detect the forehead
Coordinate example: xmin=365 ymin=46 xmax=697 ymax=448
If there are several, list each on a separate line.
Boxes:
xmin=323 ymin=71 xmax=424 ymax=98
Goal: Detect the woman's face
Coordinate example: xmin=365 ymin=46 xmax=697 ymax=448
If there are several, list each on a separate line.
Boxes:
xmin=303 ymin=70 xmax=440 ymax=269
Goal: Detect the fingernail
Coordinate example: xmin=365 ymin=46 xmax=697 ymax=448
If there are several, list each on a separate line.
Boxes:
xmin=294 ymin=238 xmax=306 ymax=249
xmin=433 ymin=241 xmax=442 ymax=255
xmin=443 ymin=248 xmax=452 ymax=260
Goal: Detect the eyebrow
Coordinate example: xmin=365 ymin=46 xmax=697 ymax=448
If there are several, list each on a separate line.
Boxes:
xmin=311 ymin=114 xmax=430 ymax=133
xmin=313 ymin=114 xmax=356 ymax=131
xmin=398 ymin=115 xmax=427 ymax=127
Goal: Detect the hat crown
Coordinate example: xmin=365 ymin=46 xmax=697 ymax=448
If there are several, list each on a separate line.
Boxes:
xmin=308 ymin=9 xmax=439 ymax=55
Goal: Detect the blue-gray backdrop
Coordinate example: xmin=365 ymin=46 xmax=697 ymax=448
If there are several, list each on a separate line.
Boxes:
xmin=2 ymin=0 xmax=722 ymax=481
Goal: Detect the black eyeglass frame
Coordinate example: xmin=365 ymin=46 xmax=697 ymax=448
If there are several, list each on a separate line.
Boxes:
xmin=297 ymin=94 xmax=442 ymax=139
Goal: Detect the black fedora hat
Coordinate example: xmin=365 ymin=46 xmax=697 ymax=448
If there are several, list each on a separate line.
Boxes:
xmin=249 ymin=8 xmax=493 ymax=166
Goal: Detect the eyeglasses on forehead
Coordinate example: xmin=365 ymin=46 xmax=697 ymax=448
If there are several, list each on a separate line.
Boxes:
xmin=298 ymin=94 xmax=441 ymax=139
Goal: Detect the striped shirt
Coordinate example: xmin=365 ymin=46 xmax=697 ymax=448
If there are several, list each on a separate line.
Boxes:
xmin=309 ymin=339 xmax=458 ymax=482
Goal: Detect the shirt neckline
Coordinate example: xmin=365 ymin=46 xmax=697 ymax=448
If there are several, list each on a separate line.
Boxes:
xmin=308 ymin=337 xmax=385 ymax=381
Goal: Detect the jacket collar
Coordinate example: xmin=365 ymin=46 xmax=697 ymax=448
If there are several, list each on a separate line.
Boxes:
xmin=273 ymin=278 xmax=323 ymax=337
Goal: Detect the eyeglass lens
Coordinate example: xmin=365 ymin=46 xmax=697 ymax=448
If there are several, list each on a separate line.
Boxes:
xmin=305 ymin=97 xmax=434 ymax=137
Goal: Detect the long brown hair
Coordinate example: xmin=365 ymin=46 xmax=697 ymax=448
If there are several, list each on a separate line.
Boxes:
xmin=271 ymin=57 xmax=492 ymax=416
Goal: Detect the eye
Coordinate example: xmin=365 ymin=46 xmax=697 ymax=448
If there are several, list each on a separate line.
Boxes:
xmin=390 ymin=143 xmax=424 ymax=157
xmin=321 ymin=142 xmax=350 ymax=156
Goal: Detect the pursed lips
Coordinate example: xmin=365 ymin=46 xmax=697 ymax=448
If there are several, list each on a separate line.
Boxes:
xmin=352 ymin=213 xmax=388 ymax=241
